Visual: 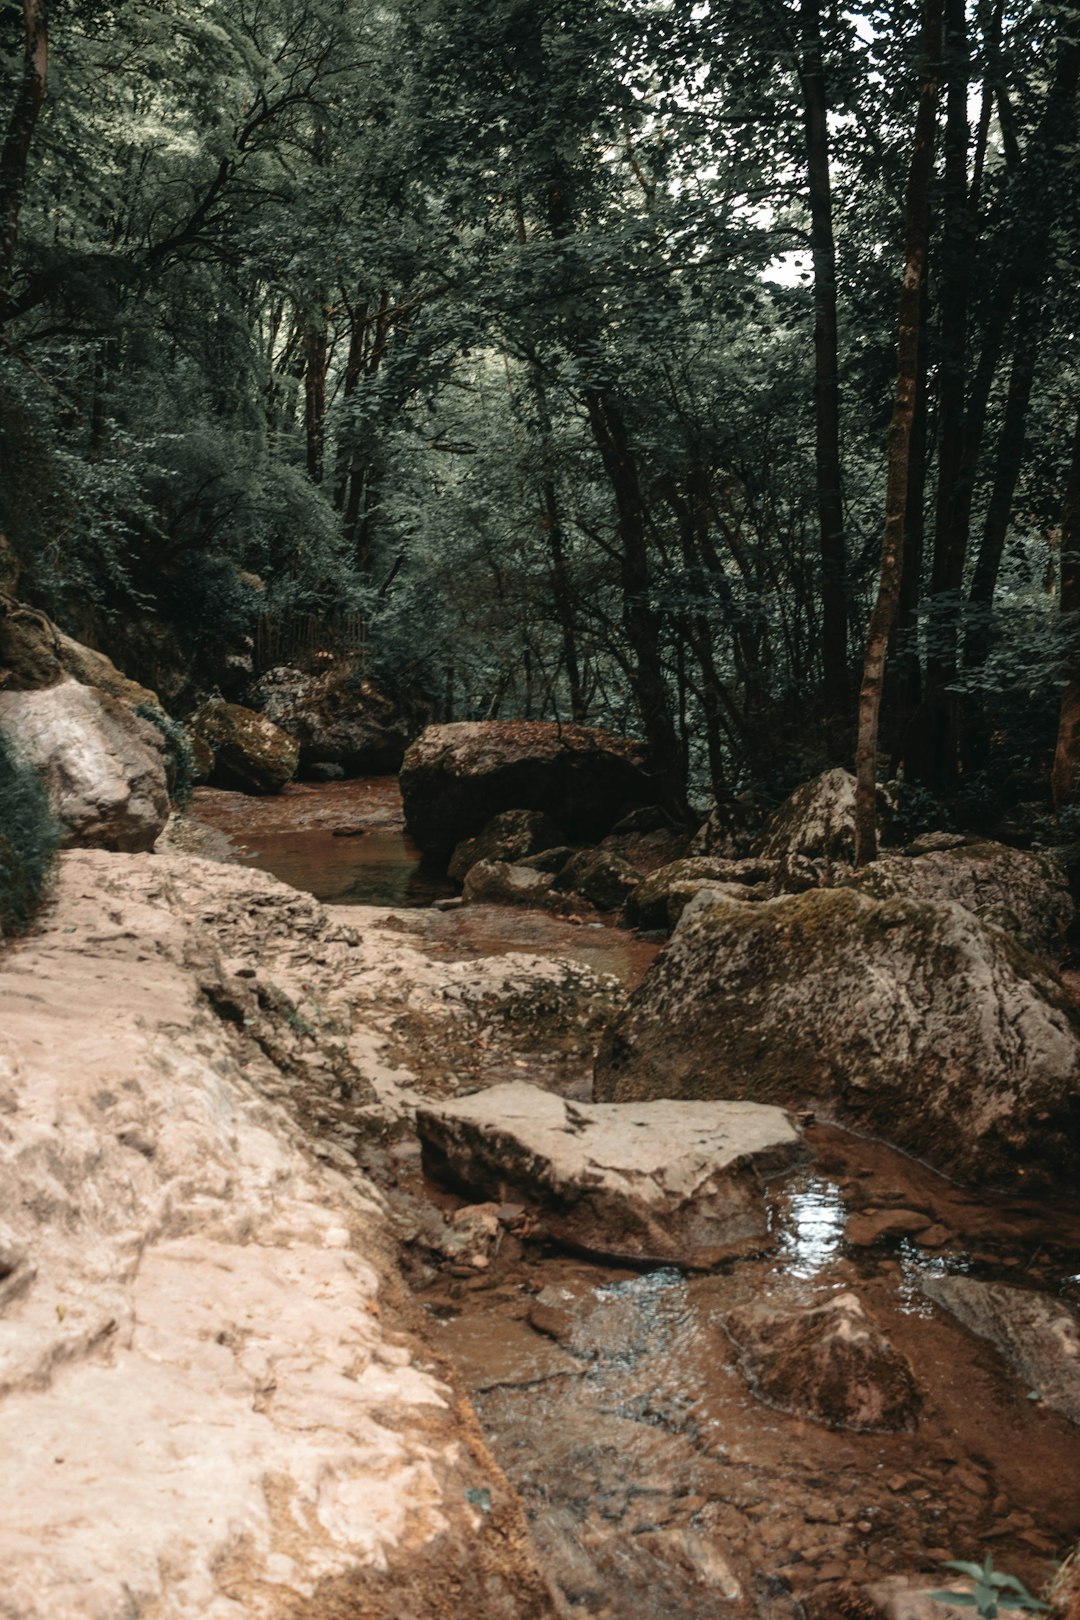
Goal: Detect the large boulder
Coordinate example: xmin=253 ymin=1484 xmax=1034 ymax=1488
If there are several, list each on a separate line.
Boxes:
xmin=246 ymin=662 xmax=409 ymax=776
xmin=448 ymin=808 xmax=565 ymax=883
xmin=595 ymin=886 xmax=1080 ymax=1188
xmin=415 ymin=1081 xmax=802 ymax=1269
xmin=399 ymin=721 xmax=660 ymax=858
xmin=0 ymin=680 xmax=169 ymax=852
xmin=461 ymin=859 xmax=557 ymax=908
xmin=921 ymin=1276 xmax=1080 ymax=1426
xmin=724 ymin=1292 xmax=921 ymax=1433
xmin=192 ymin=699 xmax=299 ymax=794
xmin=758 ymin=767 xmax=911 ymax=867
xmin=844 ymin=839 xmax=1072 ymax=960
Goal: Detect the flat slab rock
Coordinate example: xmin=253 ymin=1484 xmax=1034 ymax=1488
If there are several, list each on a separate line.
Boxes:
xmin=415 ymin=1081 xmax=802 ymax=1269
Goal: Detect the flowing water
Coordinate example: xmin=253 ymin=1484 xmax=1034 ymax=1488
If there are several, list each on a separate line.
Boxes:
xmin=189 ymin=779 xmax=1080 ymax=1619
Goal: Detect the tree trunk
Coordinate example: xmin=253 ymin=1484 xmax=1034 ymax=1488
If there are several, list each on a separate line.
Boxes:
xmin=854 ymin=0 xmax=944 ymax=867
xmin=1051 ymin=412 xmax=1080 ymax=813
xmin=0 ymin=0 xmax=48 ymax=319
xmin=797 ymin=0 xmax=849 ymax=750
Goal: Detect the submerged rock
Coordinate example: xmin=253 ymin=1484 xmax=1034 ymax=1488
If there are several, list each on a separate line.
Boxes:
xmin=448 ymin=808 xmax=565 ymax=883
xmin=415 ymin=1080 xmax=802 ymax=1269
xmin=921 ymin=1275 xmax=1080 ymax=1426
xmin=247 ymin=661 xmax=409 ymax=775
xmin=192 ymin=698 xmax=299 ymax=794
xmin=724 ymin=1291 xmax=921 ymax=1432
xmin=0 ymin=679 xmax=169 ymax=851
xmin=595 ymin=886 xmax=1080 ymax=1188
xmin=399 ymin=720 xmax=659 ymax=857
xmin=844 ymin=839 xmax=1072 ymax=960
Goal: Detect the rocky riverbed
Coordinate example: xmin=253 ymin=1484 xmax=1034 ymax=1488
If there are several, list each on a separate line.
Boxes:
xmin=2 ymin=778 xmax=1078 ymax=1620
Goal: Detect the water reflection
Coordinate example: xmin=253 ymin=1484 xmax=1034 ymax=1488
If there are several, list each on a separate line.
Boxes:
xmin=776 ymin=1175 xmax=846 ymax=1278
xmin=897 ymin=1237 xmax=972 ymax=1316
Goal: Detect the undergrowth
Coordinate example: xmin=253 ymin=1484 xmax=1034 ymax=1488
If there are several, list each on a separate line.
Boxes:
xmin=0 ymin=731 xmax=59 ymax=938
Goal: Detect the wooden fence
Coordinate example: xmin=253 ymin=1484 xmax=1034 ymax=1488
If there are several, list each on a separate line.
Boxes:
xmin=253 ymin=610 xmax=369 ymax=674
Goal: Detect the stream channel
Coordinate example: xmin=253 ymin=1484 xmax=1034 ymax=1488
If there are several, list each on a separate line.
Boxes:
xmin=190 ymin=778 xmax=1080 ymax=1620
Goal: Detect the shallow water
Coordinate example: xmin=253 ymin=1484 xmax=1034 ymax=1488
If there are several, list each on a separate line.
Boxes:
xmin=188 ymin=776 xmax=1080 ymax=1617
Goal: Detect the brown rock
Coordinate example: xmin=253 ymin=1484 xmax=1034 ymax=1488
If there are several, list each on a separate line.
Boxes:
xmin=192 ymin=699 xmax=299 ymax=794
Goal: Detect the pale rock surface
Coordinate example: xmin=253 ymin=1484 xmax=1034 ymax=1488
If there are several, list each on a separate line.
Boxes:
xmin=758 ymin=767 xmax=904 ymax=867
xmin=415 ymin=1080 xmax=802 ymax=1268
xmin=723 ymin=1291 xmax=921 ymax=1432
xmin=463 ymin=858 xmax=557 ymax=907
xmin=844 ymin=838 xmax=1073 ymax=959
xmin=595 ymin=885 xmax=1080 ymax=1188
xmin=624 ymin=856 xmax=774 ymax=932
xmin=0 ymin=851 xmax=555 ymax=1620
xmin=921 ymin=1275 xmax=1080 ymax=1425
xmin=0 ymin=678 xmax=169 ymax=850
xmin=863 ymin=1577 xmax=978 ymax=1619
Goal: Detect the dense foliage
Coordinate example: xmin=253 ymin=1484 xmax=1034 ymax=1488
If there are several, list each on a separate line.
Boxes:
xmin=1 ymin=0 xmax=1077 ymax=815
xmin=0 ymin=729 xmax=59 ymax=936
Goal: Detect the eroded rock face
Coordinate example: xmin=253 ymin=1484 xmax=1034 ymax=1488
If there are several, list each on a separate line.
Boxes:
xmin=758 ymin=768 xmax=910 ymax=868
xmin=400 ymin=720 xmax=658 ymax=857
xmin=595 ymin=887 xmax=1080 ymax=1188
xmin=921 ymin=1276 xmax=1080 ymax=1426
xmin=844 ymin=840 xmax=1072 ymax=960
xmin=0 ymin=598 xmax=158 ymax=709
xmin=247 ymin=662 xmax=410 ymax=776
xmin=448 ymin=808 xmax=565 ymax=883
xmin=724 ymin=1292 xmax=921 ymax=1433
xmin=0 ymin=679 xmax=169 ymax=851
xmin=416 ymin=1081 xmax=802 ymax=1268
xmin=0 ymin=851 xmax=556 ymax=1620
xmin=192 ymin=698 xmax=299 ymax=794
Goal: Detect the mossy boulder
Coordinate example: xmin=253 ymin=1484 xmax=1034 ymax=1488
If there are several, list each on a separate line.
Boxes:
xmin=192 ymin=700 xmax=298 ymax=795
xmin=843 ymin=839 xmax=1072 ymax=960
xmin=595 ymin=886 xmax=1080 ymax=1188
xmin=399 ymin=720 xmax=658 ymax=858
xmin=758 ymin=767 xmax=911 ymax=868
xmin=551 ymin=847 xmax=642 ymax=911
xmin=625 ymin=857 xmax=775 ymax=932
xmin=0 ymin=598 xmax=158 ymax=710
xmin=461 ymin=859 xmax=556 ymax=908
xmin=246 ymin=662 xmax=409 ymax=776
xmin=448 ymin=808 xmax=565 ymax=883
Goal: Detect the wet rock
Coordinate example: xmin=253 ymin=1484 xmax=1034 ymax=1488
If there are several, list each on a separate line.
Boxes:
xmin=191 ymin=698 xmax=299 ymax=794
xmin=461 ymin=859 xmax=555 ymax=907
xmin=625 ymin=856 xmax=775 ymax=932
xmin=844 ymin=840 xmax=1072 ymax=960
xmin=845 ymin=1209 xmax=933 ymax=1247
xmin=551 ymin=846 xmax=642 ymax=911
xmin=0 ymin=679 xmax=169 ymax=851
xmin=724 ymin=1292 xmax=921 ymax=1433
xmin=399 ymin=719 xmax=660 ymax=857
xmin=448 ymin=808 xmax=565 ymax=883
xmin=862 ymin=1576 xmax=978 ymax=1618
xmin=594 ymin=886 xmax=1080 ymax=1189
xmin=415 ymin=1080 xmax=802 ymax=1269
xmin=246 ymin=662 xmax=409 ymax=775
xmin=921 ymin=1275 xmax=1080 ymax=1425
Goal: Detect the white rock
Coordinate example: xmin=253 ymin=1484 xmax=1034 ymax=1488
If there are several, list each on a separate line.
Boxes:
xmin=416 ymin=1080 xmax=801 ymax=1268
xmin=0 ymin=678 xmax=168 ymax=851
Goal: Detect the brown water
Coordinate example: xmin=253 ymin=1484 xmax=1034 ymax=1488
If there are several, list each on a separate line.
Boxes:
xmin=188 ymin=777 xmax=1080 ymax=1618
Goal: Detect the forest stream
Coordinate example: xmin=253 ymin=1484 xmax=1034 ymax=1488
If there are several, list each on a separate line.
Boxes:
xmin=187 ymin=779 xmax=1080 ymax=1620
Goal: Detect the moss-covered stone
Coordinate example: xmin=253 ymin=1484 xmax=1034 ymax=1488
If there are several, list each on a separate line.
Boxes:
xmin=192 ymin=700 xmax=298 ymax=795
xmin=595 ymin=886 xmax=1080 ymax=1189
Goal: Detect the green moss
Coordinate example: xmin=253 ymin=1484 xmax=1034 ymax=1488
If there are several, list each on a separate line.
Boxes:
xmin=135 ymin=701 xmax=194 ymax=808
xmin=0 ymin=731 xmax=60 ymax=938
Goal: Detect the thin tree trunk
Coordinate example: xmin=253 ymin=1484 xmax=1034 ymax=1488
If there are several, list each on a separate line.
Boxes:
xmin=303 ymin=313 xmax=328 ymax=484
xmin=854 ymin=0 xmax=944 ymax=867
xmin=797 ymin=0 xmax=849 ymax=749
xmin=1051 ymin=412 xmax=1080 ymax=812
xmin=0 ymin=0 xmax=48 ymax=319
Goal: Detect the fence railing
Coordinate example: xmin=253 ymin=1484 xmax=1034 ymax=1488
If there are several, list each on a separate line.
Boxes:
xmin=253 ymin=610 xmax=368 ymax=674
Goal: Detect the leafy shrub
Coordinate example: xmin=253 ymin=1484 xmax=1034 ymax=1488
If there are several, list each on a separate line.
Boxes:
xmin=134 ymin=702 xmax=194 ymax=808
xmin=0 ymin=731 xmax=60 ymax=939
